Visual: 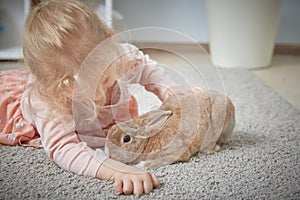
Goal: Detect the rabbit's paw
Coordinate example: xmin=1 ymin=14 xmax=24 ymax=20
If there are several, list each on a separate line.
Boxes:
xmin=213 ymin=144 xmax=221 ymax=152
xmin=203 ymin=144 xmax=220 ymax=154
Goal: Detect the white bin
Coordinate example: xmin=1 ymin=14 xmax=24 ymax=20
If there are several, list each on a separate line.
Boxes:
xmin=205 ymin=0 xmax=282 ymax=68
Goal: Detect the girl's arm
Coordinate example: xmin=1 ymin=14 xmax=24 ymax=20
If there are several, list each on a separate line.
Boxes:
xmin=29 ymin=109 xmax=108 ymax=178
xmin=21 ymin=91 xmax=159 ymax=195
xmin=122 ymin=44 xmax=177 ymax=101
xmin=122 ymin=44 xmax=203 ymax=101
xmin=37 ymin=113 xmax=159 ymax=195
xmin=38 ymin=114 xmax=159 ymax=195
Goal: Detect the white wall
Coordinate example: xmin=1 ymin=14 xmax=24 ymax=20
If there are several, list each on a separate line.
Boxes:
xmin=276 ymin=0 xmax=300 ymax=44
xmin=114 ymin=0 xmax=300 ymax=44
xmin=0 ymin=0 xmax=30 ymax=59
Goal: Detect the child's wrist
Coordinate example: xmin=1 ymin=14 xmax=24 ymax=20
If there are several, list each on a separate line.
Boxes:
xmin=96 ymin=158 xmax=117 ymax=181
xmin=96 ymin=158 xmax=132 ymax=181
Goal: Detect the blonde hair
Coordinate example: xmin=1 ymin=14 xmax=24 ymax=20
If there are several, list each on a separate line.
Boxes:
xmin=23 ymin=0 xmax=126 ymax=119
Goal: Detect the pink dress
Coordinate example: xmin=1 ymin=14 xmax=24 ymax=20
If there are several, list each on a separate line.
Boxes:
xmin=0 ymin=44 xmax=176 ymax=177
xmin=0 ymin=70 xmax=40 ymax=147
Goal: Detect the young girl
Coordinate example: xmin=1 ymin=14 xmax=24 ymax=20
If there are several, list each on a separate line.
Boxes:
xmin=0 ymin=0 xmax=200 ymax=195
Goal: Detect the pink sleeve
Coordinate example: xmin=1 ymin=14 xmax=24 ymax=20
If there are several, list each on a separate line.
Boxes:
xmin=21 ymin=91 xmax=108 ymax=178
xmin=122 ymin=44 xmax=177 ymax=100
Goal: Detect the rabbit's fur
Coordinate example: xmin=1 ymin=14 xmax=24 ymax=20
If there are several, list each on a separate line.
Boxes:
xmin=105 ymin=90 xmax=235 ymax=168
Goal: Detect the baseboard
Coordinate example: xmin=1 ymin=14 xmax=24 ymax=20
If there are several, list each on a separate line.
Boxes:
xmin=134 ymin=42 xmax=210 ymax=54
xmin=273 ymin=44 xmax=300 ymax=55
xmin=135 ymin=42 xmax=300 ymax=55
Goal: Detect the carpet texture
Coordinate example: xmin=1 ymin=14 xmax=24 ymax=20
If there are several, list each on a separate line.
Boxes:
xmin=0 ymin=66 xmax=299 ymax=199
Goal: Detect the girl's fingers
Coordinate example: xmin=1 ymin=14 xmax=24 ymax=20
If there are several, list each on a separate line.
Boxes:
xmin=122 ymin=179 xmax=134 ymax=195
xmin=141 ymin=174 xmax=154 ymax=194
xmin=150 ymin=172 xmax=160 ymax=189
xmin=113 ymin=179 xmax=123 ymax=195
xmin=113 ymin=172 xmax=160 ymax=195
xmin=133 ymin=177 xmax=145 ymax=195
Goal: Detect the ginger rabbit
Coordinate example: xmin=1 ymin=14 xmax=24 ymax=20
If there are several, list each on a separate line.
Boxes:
xmin=105 ymin=90 xmax=235 ymax=168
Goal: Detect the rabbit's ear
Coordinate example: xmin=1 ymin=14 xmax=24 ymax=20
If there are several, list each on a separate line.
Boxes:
xmin=139 ymin=110 xmax=172 ymax=138
xmin=117 ymin=110 xmax=172 ymax=139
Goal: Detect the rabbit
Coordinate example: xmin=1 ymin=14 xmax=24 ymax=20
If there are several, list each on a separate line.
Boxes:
xmin=104 ymin=90 xmax=235 ymax=168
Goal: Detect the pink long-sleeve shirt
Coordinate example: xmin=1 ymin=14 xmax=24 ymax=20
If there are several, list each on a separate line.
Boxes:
xmin=20 ymin=43 xmax=176 ymax=177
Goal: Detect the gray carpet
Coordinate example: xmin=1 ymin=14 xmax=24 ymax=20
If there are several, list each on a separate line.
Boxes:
xmin=0 ymin=65 xmax=299 ymax=199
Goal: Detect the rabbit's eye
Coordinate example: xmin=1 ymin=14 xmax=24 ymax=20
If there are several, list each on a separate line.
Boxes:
xmin=123 ymin=135 xmax=131 ymax=143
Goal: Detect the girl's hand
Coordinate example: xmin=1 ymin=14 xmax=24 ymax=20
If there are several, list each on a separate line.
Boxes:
xmin=113 ymin=169 xmax=159 ymax=195
xmin=163 ymin=86 xmax=204 ymax=101
xmin=97 ymin=158 xmax=159 ymax=195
